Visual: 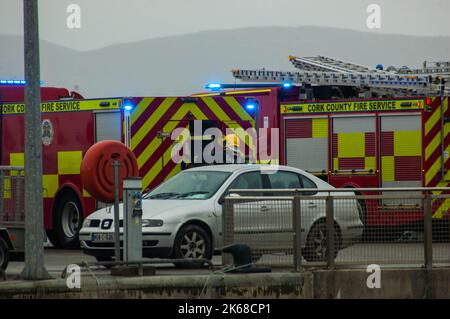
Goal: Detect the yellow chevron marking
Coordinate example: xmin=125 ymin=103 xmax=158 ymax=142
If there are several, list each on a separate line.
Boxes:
xmin=131 ymin=97 xmax=177 ymax=150
xmin=136 ymin=103 xmax=206 ymax=168
xmin=201 ymin=97 xmax=231 ymax=122
xmin=130 ymin=97 xmax=154 ymax=126
xmin=425 ymin=143 xmax=450 ymax=185
xmin=224 ymin=97 xmax=254 ymax=122
xmin=426 ymin=133 xmax=441 ymax=161
xmin=425 ymin=104 xmax=440 ymax=136
xmin=142 ymin=139 xmax=189 ymax=189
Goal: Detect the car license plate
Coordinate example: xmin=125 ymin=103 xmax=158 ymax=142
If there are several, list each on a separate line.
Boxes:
xmin=91 ymin=233 xmax=115 ymax=242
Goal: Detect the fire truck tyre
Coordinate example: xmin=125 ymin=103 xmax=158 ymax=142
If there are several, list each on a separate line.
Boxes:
xmin=54 ymin=193 xmax=83 ymax=249
xmin=0 ymin=237 xmax=10 ymax=271
xmin=173 ymin=224 xmax=212 ymax=269
xmin=304 ymin=220 xmax=339 ymax=262
xmin=357 ymin=200 xmax=368 ymax=228
xmin=46 ymin=230 xmax=59 ymax=247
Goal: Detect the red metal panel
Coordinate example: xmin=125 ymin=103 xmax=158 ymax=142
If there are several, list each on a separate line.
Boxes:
xmin=365 ymin=132 xmax=376 ymax=156
xmin=339 ymin=157 xmax=365 ymax=170
xmin=380 ymin=131 xmax=394 ymax=156
xmin=332 ymin=133 xmax=338 ymax=157
xmin=394 ymin=156 xmax=422 ymax=181
xmin=285 ymin=118 xmax=312 ymax=138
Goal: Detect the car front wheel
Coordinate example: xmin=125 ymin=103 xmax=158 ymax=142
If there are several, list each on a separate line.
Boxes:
xmin=173 ymin=224 xmax=212 ymax=268
xmin=304 ymin=220 xmax=339 ymax=262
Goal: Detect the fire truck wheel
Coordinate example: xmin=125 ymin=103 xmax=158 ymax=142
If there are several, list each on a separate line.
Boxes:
xmin=0 ymin=237 xmax=10 ymax=271
xmin=53 ymin=193 xmax=83 ymax=249
xmin=173 ymin=224 xmax=212 ymax=268
xmin=303 ymin=220 xmax=340 ymax=262
xmin=46 ymin=230 xmax=59 ymax=247
xmin=357 ymin=200 xmax=368 ymax=227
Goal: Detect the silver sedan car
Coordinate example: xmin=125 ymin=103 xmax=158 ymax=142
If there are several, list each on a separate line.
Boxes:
xmin=79 ymin=164 xmax=363 ymax=265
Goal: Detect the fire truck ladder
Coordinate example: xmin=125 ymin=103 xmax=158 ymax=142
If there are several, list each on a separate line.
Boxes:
xmin=289 ymin=55 xmax=381 ymax=74
xmin=232 ymin=56 xmax=450 ymax=95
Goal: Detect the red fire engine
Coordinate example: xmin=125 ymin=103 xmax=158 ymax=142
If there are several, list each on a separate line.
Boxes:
xmin=1 ymin=56 xmax=449 ymax=247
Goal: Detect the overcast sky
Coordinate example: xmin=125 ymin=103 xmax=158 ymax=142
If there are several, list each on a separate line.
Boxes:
xmin=1 ymin=0 xmax=449 ymax=51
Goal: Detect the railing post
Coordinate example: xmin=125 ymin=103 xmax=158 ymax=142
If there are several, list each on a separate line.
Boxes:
xmin=423 ymin=191 xmax=433 ymax=298
xmin=0 ymin=170 xmax=4 ymax=222
xmin=326 ymin=195 xmax=335 ymax=269
xmin=222 ymin=197 xmax=234 ymax=266
xmin=293 ymin=194 xmax=302 ymax=272
xmin=15 ymin=172 xmax=22 ymax=224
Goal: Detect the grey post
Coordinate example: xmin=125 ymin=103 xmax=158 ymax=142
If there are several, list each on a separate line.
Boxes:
xmin=293 ymin=194 xmax=302 ymax=272
xmin=123 ymin=178 xmax=143 ymax=262
xmin=326 ymin=195 xmax=335 ymax=269
xmin=222 ymin=197 xmax=235 ymax=266
xmin=423 ymin=191 xmax=433 ymax=298
xmin=21 ymin=0 xmax=50 ymax=280
xmin=113 ymin=159 xmax=121 ymax=262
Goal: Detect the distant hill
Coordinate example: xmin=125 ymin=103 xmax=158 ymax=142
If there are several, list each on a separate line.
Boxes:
xmin=1 ymin=26 xmax=449 ymax=98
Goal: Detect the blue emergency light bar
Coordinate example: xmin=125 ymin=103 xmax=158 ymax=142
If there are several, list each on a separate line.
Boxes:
xmin=205 ymin=82 xmax=294 ymax=91
xmin=0 ymin=79 xmax=44 ymax=86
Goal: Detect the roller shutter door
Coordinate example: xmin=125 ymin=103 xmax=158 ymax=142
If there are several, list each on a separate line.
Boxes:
xmin=285 ymin=117 xmax=328 ymax=173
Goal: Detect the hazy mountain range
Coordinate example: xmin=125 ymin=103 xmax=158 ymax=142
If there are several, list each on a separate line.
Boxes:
xmin=1 ymin=26 xmax=449 ymax=98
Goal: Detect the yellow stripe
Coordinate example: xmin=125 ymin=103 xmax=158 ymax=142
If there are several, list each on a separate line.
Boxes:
xmin=201 ymin=97 xmax=231 ymax=121
xmin=425 ymin=133 xmax=441 ymax=161
xmin=130 ymin=97 xmax=154 ymax=126
xmin=131 ymin=97 xmax=177 ymax=150
xmin=224 ymin=89 xmax=272 ymax=95
xmin=193 ymin=89 xmax=272 ymax=97
xmin=224 ymin=97 xmax=253 ymax=122
xmin=424 ymin=103 xmax=440 ymax=135
xmin=137 ymin=104 xmax=207 ymax=169
xmin=142 ymin=138 xmax=187 ymax=189
xmin=425 ymin=143 xmax=450 ymax=185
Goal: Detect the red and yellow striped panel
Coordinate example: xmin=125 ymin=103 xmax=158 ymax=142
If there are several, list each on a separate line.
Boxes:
xmin=8 ymin=150 xmax=89 ymax=198
xmin=129 ymin=96 xmax=255 ymax=191
xmin=423 ymin=96 xmax=450 ymax=218
xmin=332 ymin=132 xmax=376 ymax=171
xmin=380 ymin=130 xmax=422 ymax=183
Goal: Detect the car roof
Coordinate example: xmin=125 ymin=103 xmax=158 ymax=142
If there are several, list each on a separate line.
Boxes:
xmin=184 ymin=164 xmax=306 ymax=174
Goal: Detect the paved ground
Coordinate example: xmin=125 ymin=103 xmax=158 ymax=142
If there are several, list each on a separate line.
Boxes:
xmin=5 ymin=241 xmax=450 ymax=280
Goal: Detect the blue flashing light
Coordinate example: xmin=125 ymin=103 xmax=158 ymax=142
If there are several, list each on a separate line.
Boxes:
xmin=245 ymin=98 xmax=258 ymax=111
xmin=0 ymin=79 xmax=43 ymax=86
xmin=123 ymin=101 xmax=134 ymax=112
xmin=282 ymin=82 xmax=292 ymax=88
xmin=205 ymin=83 xmax=222 ymax=91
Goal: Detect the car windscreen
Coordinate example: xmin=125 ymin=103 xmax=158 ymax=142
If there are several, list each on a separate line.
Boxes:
xmin=144 ymin=171 xmax=232 ymax=200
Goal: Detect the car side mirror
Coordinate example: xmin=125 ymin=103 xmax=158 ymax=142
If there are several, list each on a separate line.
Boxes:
xmin=218 ymin=192 xmax=240 ymax=205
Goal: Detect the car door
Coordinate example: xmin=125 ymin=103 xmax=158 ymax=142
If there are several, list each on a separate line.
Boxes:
xmin=265 ymin=170 xmax=322 ymax=245
xmin=214 ymin=171 xmax=266 ymax=248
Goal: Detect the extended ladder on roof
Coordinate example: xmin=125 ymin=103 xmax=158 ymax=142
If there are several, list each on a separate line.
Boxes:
xmin=232 ymin=55 xmax=449 ymax=96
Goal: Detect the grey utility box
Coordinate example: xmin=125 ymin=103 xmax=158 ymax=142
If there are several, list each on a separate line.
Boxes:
xmin=123 ymin=178 xmax=143 ymax=262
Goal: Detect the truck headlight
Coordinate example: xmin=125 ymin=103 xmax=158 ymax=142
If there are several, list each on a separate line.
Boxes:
xmin=142 ymin=219 xmax=164 ymax=227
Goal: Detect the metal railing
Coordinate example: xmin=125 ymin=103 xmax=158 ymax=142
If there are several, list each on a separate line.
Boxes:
xmin=0 ymin=166 xmax=25 ymax=228
xmin=222 ymin=188 xmax=450 ymax=270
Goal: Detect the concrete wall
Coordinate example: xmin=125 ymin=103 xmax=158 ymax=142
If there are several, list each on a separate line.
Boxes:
xmin=0 ymin=268 xmax=449 ymax=299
